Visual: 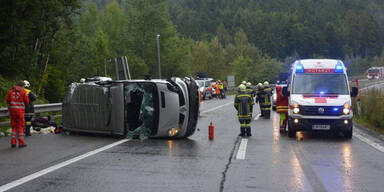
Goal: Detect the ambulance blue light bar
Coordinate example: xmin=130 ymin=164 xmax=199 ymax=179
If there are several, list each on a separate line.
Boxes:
xmin=296 ymin=62 xmax=304 ymax=73
xmin=334 ymin=61 xmax=344 ymax=73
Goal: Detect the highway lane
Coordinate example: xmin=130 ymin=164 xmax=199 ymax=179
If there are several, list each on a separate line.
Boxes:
xmin=1 ymin=96 xmax=384 ymax=192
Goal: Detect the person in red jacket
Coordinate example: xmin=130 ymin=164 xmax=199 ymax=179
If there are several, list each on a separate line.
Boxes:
xmin=6 ymin=81 xmax=30 ymax=148
xmin=276 ymin=86 xmax=289 ymax=133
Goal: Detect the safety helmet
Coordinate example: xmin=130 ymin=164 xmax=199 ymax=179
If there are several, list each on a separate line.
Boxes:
xmin=257 ymin=83 xmax=263 ymax=87
xmin=241 ymin=81 xmax=247 ymax=85
xmin=246 ymin=82 xmax=252 ymax=86
xmin=263 ymin=81 xmax=269 ymax=86
xmin=80 ymin=78 xmax=86 ymax=83
xmin=238 ymin=84 xmax=246 ymax=91
xmin=23 ymin=80 xmax=30 ymax=88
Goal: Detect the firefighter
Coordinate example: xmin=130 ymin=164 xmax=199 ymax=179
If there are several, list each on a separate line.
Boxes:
xmin=246 ymin=82 xmax=255 ymax=116
xmin=256 ymin=83 xmax=264 ymax=116
xmin=259 ymin=81 xmax=273 ymax=119
xmin=275 ymin=86 xmax=289 ymax=132
xmin=234 ymin=84 xmax=254 ymax=136
xmin=6 ymin=81 xmax=29 ymax=148
xmin=23 ymin=80 xmax=37 ymax=136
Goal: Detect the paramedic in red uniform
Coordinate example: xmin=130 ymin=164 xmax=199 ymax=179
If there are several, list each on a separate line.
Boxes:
xmin=6 ymin=81 xmax=29 ymax=148
xmin=276 ymin=86 xmax=289 ymax=133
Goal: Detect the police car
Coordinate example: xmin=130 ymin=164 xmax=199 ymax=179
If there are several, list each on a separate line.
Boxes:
xmin=283 ymin=59 xmax=358 ymax=138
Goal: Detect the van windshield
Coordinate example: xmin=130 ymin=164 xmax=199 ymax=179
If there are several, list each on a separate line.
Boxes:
xmin=368 ymin=69 xmax=379 ymax=73
xmin=292 ymin=74 xmax=349 ymax=95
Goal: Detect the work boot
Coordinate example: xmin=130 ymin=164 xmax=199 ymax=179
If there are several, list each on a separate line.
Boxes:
xmin=19 ymin=144 xmax=27 ymax=148
xmin=238 ymin=127 xmax=245 ymax=136
xmin=11 ymin=144 xmax=16 ymax=148
xmin=246 ymin=128 xmax=252 ymax=136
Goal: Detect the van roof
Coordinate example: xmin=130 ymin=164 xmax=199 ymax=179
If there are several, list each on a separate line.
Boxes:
xmin=292 ymin=59 xmax=346 ymax=74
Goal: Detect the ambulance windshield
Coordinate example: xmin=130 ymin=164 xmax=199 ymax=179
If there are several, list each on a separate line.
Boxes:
xmin=292 ymin=74 xmax=349 ymax=95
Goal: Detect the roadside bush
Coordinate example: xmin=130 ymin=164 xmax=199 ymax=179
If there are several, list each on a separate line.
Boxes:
xmin=0 ymin=75 xmax=16 ymax=107
xmin=359 ymin=89 xmax=384 ymax=130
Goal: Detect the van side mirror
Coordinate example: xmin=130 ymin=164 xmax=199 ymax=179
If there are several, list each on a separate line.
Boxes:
xmin=282 ymin=87 xmax=290 ymax=97
xmin=350 ymin=87 xmax=358 ymax=97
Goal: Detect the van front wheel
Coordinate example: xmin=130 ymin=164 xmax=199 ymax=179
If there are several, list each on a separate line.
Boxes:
xmin=344 ymin=124 xmax=353 ymax=139
xmin=288 ymin=119 xmax=296 ymax=138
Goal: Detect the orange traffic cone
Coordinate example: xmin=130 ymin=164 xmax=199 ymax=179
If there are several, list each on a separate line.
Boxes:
xmin=209 ymin=122 xmax=214 ymax=140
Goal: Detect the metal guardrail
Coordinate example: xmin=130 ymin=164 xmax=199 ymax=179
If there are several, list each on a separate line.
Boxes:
xmin=0 ymin=103 xmax=62 ymax=118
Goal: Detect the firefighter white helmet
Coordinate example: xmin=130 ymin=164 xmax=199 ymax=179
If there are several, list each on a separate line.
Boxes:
xmin=241 ymin=81 xmax=247 ymax=85
xmin=238 ymin=84 xmax=246 ymax=91
xmin=263 ymin=81 xmax=269 ymax=86
xmin=23 ymin=80 xmax=30 ymax=88
xmin=257 ymin=83 xmax=263 ymax=87
xmin=80 ymin=78 xmax=86 ymax=83
xmin=246 ymin=82 xmax=252 ymax=86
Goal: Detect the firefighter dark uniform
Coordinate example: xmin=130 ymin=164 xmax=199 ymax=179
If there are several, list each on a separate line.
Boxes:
xmin=276 ymin=86 xmax=289 ymax=132
xmin=6 ymin=83 xmax=29 ymax=147
xmin=246 ymin=86 xmax=255 ymax=116
xmin=234 ymin=86 xmax=254 ymax=136
xmin=24 ymin=88 xmax=37 ymax=136
xmin=259 ymin=84 xmax=272 ymax=119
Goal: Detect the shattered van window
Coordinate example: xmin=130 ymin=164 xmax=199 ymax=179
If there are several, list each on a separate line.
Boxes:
xmin=125 ymin=83 xmax=156 ymax=140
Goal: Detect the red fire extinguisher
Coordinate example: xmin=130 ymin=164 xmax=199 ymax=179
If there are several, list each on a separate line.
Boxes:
xmin=209 ymin=122 xmax=214 ymax=140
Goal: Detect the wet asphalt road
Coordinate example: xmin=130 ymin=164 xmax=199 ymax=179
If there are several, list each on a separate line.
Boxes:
xmin=1 ymin=96 xmax=384 ymax=192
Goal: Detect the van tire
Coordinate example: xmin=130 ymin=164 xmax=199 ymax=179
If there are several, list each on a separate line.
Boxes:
xmin=344 ymin=125 xmax=353 ymax=139
xmin=287 ymin=119 xmax=296 ymax=138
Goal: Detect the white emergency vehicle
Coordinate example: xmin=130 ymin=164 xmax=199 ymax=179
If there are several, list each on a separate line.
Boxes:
xmin=283 ymin=59 xmax=358 ymax=139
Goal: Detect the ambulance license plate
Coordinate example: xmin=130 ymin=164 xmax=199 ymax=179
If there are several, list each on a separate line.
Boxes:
xmin=312 ymin=125 xmax=330 ymax=130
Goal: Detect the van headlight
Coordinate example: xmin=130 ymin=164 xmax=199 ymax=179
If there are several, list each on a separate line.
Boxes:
xmin=343 ymin=103 xmax=350 ymax=115
xmin=168 ymin=127 xmax=180 ymax=137
xmin=292 ymin=103 xmax=300 ymax=114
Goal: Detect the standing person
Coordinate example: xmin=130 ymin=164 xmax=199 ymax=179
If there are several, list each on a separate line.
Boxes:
xmin=234 ymin=84 xmax=254 ymax=136
xmin=23 ymin=80 xmax=37 ymax=136
xmin=246 ymin=82 xmax=255 ymax=116
xmin=256 ymin=83 xmax=264 ymax=116
xmin=223 ymin=80 xmax=228 ymax=99
xmin=260 ymin=81 xmax=272 ymax=119
xmin=218 ymin=80 xmax=224 ymax=99
xmin=276 ymin=86 xmax=289 ymax=133
xmin=214 ymin=81 xmax=221 ymax=99
xmin=6 ymin=81 xmax=29 ymax=148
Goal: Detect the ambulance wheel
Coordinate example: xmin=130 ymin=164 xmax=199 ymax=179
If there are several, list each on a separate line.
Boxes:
xmin=344 ymin=125 xmax=353 ymax=139
xmin=287 ymin=119 xmax=296 ymax=138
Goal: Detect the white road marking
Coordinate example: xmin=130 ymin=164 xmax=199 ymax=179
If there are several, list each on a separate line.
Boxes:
xmin=254 ymin=113 xmax=261 ymax=121
xmin=200 ymin=102 xmax=234 ymax=114
xmin=354 ymin=132 xmax=384 ymax=153
xmin=236 ymin=139 xmax=248 ymax=160
xmin=0 ymin=139 xmax=130 ymax=192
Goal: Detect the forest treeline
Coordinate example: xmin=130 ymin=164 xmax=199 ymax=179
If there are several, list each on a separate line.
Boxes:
xmin=1 ymin=0 xmax=384 ymax=105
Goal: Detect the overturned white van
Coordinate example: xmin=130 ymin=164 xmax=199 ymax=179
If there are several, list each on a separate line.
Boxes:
xmin=62 ymin=77 xmax=199 ymax=139
xmin=283 ymin=59 xmax=358 ymax=139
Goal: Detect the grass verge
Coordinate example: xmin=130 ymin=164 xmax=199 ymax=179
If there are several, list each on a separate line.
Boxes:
xmin=353 ymin=89 xmax=384 ymax=135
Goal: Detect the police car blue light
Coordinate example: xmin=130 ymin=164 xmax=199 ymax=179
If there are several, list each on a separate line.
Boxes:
xmin=332 ymin=107 xmax=339 ymax=112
